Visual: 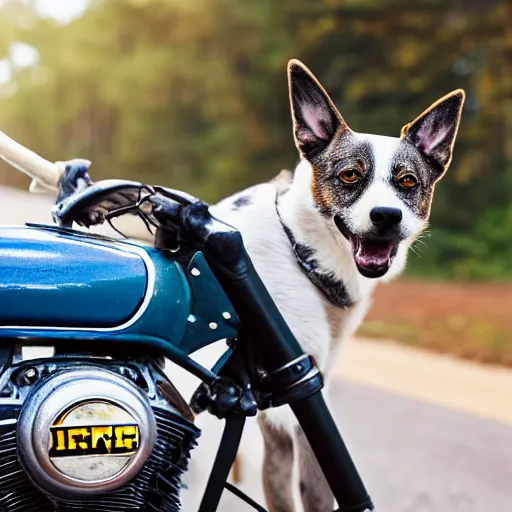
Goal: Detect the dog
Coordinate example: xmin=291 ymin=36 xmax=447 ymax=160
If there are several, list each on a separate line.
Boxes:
xmin=211 ymin=59 xmax=465 ymax=512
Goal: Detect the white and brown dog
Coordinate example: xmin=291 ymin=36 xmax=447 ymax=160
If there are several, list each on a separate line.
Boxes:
xmin=211 ymin=59 xmax=465 ymax=512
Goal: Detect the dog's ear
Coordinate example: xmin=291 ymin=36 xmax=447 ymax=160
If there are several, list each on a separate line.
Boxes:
xmin=288 ymin=59 xmax=348 ymax=159
xmin=401 ymin=90 xmax=465 ymax=171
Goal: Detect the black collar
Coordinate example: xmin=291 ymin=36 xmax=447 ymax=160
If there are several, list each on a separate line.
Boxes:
xmin=275 ymin=196 xmax=353 ymax=309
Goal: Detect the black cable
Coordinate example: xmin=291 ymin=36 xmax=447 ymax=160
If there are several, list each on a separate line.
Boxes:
xmin=224 ymin=482 xmax=268 ymax=512
xmin=198 ymin=416 xmax=246 ymax=512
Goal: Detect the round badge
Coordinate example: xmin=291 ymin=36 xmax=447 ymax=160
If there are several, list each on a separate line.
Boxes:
xmin=17 ymin=367 xmax=156 ymax=497
xmin=49 ymin=400 xmax=141 ymax=481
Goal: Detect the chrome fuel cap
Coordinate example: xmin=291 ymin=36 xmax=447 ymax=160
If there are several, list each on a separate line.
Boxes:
xmin=17 ymin=367 xmax=156 ymax=498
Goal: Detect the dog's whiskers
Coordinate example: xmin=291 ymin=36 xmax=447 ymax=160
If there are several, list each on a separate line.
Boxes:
xmin=410 ymin=244 xmax=421 ymax=257
xmin=409 ymin=230 xmax=431 ymax=257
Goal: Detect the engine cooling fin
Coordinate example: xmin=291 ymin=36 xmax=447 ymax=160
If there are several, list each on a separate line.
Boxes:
xmin=0 ymin=406 xmax=199 ymax=512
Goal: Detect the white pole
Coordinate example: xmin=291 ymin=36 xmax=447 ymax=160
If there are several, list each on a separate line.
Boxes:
xmin=0 ymin=131 xmax=62 ymax=193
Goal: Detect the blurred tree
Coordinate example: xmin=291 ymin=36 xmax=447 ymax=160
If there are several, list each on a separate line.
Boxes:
xmin=0 ymin=0 xmax=510 ymax=279
xmin=0 ymin=0 xmax=297 ymax=198
xmin=283 ymin=0 xmax=512 ymax=279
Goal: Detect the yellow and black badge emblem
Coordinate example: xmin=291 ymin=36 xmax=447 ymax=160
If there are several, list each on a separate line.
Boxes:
xmin=48 ymin=400 xmax=141 ymax=481
xmin=49 ymin=423 xmax=139 ymax=457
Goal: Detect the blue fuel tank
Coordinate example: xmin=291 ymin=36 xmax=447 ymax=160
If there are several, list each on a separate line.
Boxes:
xmin=0 ymin=224 xmax=238 ymax=355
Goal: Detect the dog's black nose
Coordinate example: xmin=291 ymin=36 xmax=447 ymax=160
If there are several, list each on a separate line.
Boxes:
xmin=370 ymin=207 xmax=402 ymax=229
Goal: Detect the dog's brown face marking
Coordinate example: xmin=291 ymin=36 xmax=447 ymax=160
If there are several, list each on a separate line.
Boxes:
xmin=288 ymin=59 xmax=464 ymax=224
xmin=396 ymin=89 xmax=466 ymax=219
xmin=309 ymin=129 xmax=445 ymax=222
xmin=287 ymin=59 xmax=464 ymax=278
xmin=389 ymin=139 xmax=442 ymax=219
xmin=310 ymin=130 xmax=375 ymax=217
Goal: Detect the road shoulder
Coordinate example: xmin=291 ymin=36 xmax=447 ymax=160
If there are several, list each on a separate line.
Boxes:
xmin=335 ymin=337 xmax=512 ymax=425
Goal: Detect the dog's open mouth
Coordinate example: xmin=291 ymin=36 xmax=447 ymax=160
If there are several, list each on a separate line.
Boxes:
xmin=334 ymin=217 xmax=398 ymax=278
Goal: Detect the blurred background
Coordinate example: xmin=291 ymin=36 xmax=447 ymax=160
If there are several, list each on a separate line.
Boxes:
xmin=1 ymin=0 xmax=512 ymax=368
xmin=0 ymin=1 xmax=511 ymax=510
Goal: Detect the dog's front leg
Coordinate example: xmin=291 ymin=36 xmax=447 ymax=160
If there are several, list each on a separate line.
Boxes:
xmin=259 ymin=414 xmax=295 ymax=512
xmin=297 ymin=426 xmax=334 ymax=512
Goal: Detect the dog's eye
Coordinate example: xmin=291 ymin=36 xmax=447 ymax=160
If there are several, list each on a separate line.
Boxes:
xmin=339 ymin=168 xmax=362 ymax=184
xmin=397 ymin=174 xmax=418 ymax=189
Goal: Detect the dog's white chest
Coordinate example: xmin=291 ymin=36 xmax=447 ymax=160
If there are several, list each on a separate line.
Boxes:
xmin=211 ymin=183 xmax=370 ymax=371
xmin=211 ymin=182 xmax=373 ymax=431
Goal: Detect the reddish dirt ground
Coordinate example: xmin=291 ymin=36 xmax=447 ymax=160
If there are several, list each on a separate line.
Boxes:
xmin=369 ymin=280 xmax=512 ymax=329
xmin=360 ymin=280 xmax=512 ymax=367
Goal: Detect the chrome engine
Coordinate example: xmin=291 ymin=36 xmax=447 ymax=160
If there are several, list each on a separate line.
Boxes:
xmin=0 ymin=356 xmax=200 ymax=512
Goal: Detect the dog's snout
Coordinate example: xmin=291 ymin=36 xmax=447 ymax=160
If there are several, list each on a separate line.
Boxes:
xmin=370 ymin=207 xmax=403 ymax=229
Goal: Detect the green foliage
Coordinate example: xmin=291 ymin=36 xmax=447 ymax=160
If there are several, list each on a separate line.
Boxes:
xmin=0 ymin=0 xmax=510 ymax=279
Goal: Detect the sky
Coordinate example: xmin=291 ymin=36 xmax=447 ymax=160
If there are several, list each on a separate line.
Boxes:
xmin=34 ymin=0 xmax=89 ymax=23
xmin=0 ymin=0 xmax=89 ymax=22
xmin=0 ymin=0 xmax=90 ymax=85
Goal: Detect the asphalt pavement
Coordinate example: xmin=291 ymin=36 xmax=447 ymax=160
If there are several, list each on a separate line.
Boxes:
xmin=177 ymin=374 xmax=512 ymax=512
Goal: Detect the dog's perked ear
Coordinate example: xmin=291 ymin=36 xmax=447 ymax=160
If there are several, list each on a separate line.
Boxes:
xmin=288 ymin=59 xmax=348 ymax=160
xmin=401 ymin=90 xmax=465 ymax=174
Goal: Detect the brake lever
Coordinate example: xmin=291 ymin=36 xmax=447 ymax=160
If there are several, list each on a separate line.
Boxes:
xmin=147 ymin=194 xmax=190 ymax=252
xmin=148 ymin=194 xmax=182 ymax=226
xmin=153 ymin=185 xmax=201 ymax=206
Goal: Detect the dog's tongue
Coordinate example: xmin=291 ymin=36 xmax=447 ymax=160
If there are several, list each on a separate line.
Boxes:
xmin=353 ymin=237 xmax=395 ymax=276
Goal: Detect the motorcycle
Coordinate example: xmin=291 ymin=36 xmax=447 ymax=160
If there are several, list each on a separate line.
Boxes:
xmin=0 ymin=130 xmax=374 ymax=512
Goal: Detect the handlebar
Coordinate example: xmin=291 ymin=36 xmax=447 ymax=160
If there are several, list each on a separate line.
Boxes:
xmin=0 ymin=130 xmax=66 ymax=193
xmin=0 ymin=129 xmax=375 ymax=511
xmin=48 ymin=171 xmax=374 ymax=511
xmin=174 ymin=201 xmax=374 ymax=512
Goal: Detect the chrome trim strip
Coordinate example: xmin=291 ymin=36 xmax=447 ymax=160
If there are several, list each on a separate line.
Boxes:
xmin=0 ymin=418 xmax=17 ymax=426
xmin=272 ymin=353 xmax=310 ymax=373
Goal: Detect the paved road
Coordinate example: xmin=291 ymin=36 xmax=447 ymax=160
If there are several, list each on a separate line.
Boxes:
xmin=169 ymin=341 xmax=512 ymax=512
xmin=330 ymin=380 xmax=512 ymax=512
xmin=179 ymin=378 xmax=512 ymax=512
xmin=2 ymin=184 xmax=512 ymax=511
